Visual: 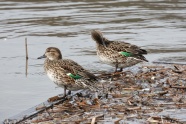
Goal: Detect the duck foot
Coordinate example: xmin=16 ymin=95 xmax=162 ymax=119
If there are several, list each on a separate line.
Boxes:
xmin=76 ymin=92 xmax=92 ymax=98
xmin=114 ymin=69 xmax=123 ymax=72
xmin=119 ymin=68 xmax=123 ymax=72
xmin=67 ymin=90 xmax=71 ymax=95
xmin=48 ymin=95 xmax=62 ymax=102
xmin=48 ymin=92 xmax=70 ymax=102
xmin=76 ymin=92 xmax=83 ymax=97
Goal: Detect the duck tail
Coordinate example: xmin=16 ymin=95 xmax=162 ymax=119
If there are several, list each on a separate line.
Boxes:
xmin=139 ymin=49 xmax=148 ymax=54
xmin=137 ymin=55 xmax=148 ymax=62
xmin=142 ymin=56 xmax=148 ymax=62
xmin=91 ymin=30 xmax=105 ymax=46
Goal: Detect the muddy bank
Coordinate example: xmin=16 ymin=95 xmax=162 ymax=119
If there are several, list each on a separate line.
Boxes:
xmin=4 ymin=64 xmax=186 ymax=124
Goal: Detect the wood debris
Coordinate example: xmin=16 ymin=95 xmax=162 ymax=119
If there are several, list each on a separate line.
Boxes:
xmin=4 ymin=64 xmax=186 ymax=124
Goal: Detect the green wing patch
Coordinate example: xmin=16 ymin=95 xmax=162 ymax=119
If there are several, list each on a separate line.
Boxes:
xmin=67 ymin=73 xmax=81 ymax=79
xmin=119 ymin=51 xmax=132 ymax=57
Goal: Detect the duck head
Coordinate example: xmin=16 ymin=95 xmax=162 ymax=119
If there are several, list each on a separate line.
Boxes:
xmin=37 ymin=47 xmax=62 ymax=60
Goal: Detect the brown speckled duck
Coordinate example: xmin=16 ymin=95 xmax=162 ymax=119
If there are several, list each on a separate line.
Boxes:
xmin=91 ymin=30 xmax=148 ymax=72
xmin=38 ymin=47 xmax=98 ymax=96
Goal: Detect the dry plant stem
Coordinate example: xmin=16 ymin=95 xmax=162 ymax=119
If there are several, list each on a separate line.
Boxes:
xmin=91 ymin=114 xmax=104 ymax=124
xmin=142 ymin=65 xmax=165 ymax=68
xmin=153 ymin=61 xmax=186 ymax=65
xmin=114 ymin=118 xmax=122 ymax=124
xmin=17 ymin=97 xmax=69 ymax=124
xmin=160 ymin=116 xmax=184 ymax=124
xmin=25 ymin=38 xmax=28 ymax=77
xmin=126 ymin=107 xmax=141 ymax=111
xmin=25 ymin=38 xmax=28 ymax=60
xmin=163 ymin=116 xmax=184 ymax=124
xmin=161 ymin=116 xmax=164 ymax=124
xmin=170 ymin=85 xmax=186 ymax=89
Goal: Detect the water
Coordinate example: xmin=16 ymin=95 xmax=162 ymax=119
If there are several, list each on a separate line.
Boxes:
xmin=0 ymin=0 xmax=186 ymax=121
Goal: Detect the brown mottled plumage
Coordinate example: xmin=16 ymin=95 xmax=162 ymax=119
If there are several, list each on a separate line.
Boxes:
xmin=38 ymin=47 xmax=98 ymax=96
xmin=91 ymin=30 xmax=148 ymax=72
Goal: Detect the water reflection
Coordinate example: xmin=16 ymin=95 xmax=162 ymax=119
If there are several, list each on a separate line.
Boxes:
xmin=0 ymin=0 xmax=186 ymax=121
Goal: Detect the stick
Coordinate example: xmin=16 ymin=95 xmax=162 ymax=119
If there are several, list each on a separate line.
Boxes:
xmin=91 ymin=114 xmax=103 ymax=124
xmin=126 ymin=106 xmax=141 ymax=110
xmin=114 ymin=118 xmax=122 ymax=124
xmin=16 ymin=96 xmax=69 ymax=124
xmin=170 ymin=85 xmax=186 ymax=89
xmin=25 ymin=38 xmax=28 ymax=60
xmin=153 ymin=61 xmax=186 ymax=65
xmin=25 ymin=38 xmax=28 ymax=77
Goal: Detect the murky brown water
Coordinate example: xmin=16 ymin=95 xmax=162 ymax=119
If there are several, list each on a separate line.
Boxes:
xmin=0 ymin=0 xmax=186 ymax=121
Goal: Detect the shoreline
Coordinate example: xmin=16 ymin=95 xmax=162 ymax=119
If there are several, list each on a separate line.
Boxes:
xmin=3 ymin=63 xmax=186 ymax=124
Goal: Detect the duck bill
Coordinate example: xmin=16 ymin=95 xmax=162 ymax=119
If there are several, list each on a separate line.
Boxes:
xmin=37 ymin=54 xmax=46 ymax=59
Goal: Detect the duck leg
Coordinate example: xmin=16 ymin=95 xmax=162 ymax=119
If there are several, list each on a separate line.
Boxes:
xmin=63 ymin=86 xmax=67 ymax=96
xmin=48 ymin=86 xmax=67 ymax=102
xmin=119 ymin=68 xmax=123 ymax=72
xmin=67 ymin=90 xmax=71 ymax=95
xmin=115 ymin=64 xmax=118 ymax=72
xmin=48 ymin=86 xmax=68 ymax=102
xmin=64 ymin=86 xmax=72 ymax=96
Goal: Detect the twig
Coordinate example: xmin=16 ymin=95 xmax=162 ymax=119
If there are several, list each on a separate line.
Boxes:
xmin=163 ymin=115 xmax=184 ymax=124
xmin=172 ymin=69 xmax=183 ymax=74
xmin=157 ymin=91 xmax=168 ymax=96
xmin=170 ymin=85 xmax=186 ymax=89
xmin=153 ymin=61 xmax=186 ymax=65
xmin=122 ymin=87 xmax=140 ymax=90
xmin=15 ymin=96 xmax=70 ymax=124
xmin=25 ymin=38 xmax=28 ymax=60
xmin=91 ymin=114 xmax=103 ymax=124
xmin=161 ymin=115 xmax=164 ymax=124
xmin=114 ymin=118 xmax=122 ymax=124
xmin=25 ymin=38 xmax=28 ymax=77
xmin=142 ymin=65 xmax=165 ymax=68
xmin=126 ymin=107 xmax=141 ymax=111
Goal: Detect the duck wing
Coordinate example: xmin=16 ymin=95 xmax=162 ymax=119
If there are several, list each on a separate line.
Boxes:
xmin=58 ymin=59 xmax=97 ymax=80
xmin=104 ymin=39 xmax=147 ymax=54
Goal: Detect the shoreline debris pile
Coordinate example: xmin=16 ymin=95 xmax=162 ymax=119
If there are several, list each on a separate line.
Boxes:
xmin=4 ymin=64 xmax=186 ymax=124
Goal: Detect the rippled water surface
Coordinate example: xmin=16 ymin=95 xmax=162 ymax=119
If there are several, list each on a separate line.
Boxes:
xmin=0 ymin=0 xmax=186 ymax=121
